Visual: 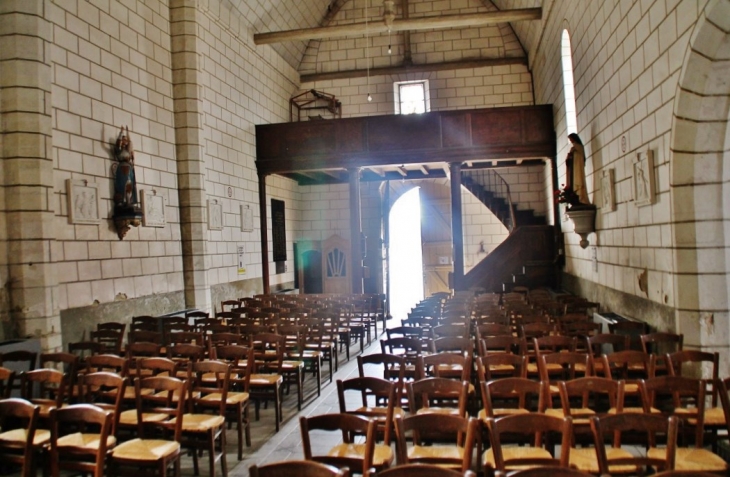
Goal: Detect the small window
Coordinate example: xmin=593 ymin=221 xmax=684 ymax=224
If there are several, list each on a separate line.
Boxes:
xmin=394 ymin=80 xmax=429 ymax=114
xmin=561 ymin=29 xmax=578 ymax=134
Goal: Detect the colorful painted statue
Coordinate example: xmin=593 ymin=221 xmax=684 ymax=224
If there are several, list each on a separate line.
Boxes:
xmin=112 ymin=125 xmax=139 ymax=213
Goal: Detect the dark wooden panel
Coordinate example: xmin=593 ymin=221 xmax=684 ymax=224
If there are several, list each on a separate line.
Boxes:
xmin=471 ymin=108 xmax=523 ymax=145
xmin=285 ymin=122 xmax=336 ymax=156
xmin=367 ymin=113 xmax=442 ymax=152
xmin=336 ymin=120 xmax=366 ymax=153
xmin=526 ymin=107 xmax=556 ymax=143
xmin=255 ymin=124 xmax=284 ymax=158
xmin=255 ymin=106 xmax=556 ymax=174
xmin=442 ymin=113 xmax=470 ymax=148
xmin=461 ymin=225 xmax=556 ymax=292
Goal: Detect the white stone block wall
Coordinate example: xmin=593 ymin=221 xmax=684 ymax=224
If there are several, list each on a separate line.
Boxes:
xmin=301 ymin=64 xmax=533 ymax=118
xmin=461 ymin=185 xmax=509 ymax=272
xmin=195 ymin=1 xmax=302 ymax=293
xmin=529 ymin=0 xmax=706 ymax=312
xmin=48 ymin=0 xmax=184 ymax=310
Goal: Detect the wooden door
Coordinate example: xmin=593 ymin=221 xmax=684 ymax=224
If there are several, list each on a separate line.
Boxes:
xmin=297 ymin=241 xmax=323 ymax=294
xmin=322 ymin=234 xmax=352 ymax=294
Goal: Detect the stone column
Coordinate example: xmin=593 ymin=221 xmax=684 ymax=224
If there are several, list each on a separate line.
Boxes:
xmin=170 ymin=0 xmax=211 ymax=312
xmin=449 ymin=162 xmax=464 ymax=290
xmin=0 ymin=0 xmax=60 ymax=350
xmin=349 ymin=167 xmax=363 ymax=293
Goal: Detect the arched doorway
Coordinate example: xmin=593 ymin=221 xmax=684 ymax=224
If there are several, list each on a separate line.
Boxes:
xmin=669 ymin=0 xmax=730 ymax=375
xmin=388 ymin=187 xmax=424 ymax=323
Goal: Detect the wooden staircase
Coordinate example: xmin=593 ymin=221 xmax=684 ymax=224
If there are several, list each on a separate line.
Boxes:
xmin=461 ymin=170 xmax=545 ymax=229
xmin=461 ymin=225 xmax=557 ymax=292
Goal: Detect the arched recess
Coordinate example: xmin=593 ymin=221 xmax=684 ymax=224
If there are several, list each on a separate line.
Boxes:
xmin=670 ymin=0 xmax=730 ymax=374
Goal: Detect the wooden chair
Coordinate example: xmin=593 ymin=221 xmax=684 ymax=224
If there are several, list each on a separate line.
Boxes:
xmin=433 ymin=337 xmax=474 ymax=355
xmin=131 ymin=315 xmax=159 ymax=332
xmin=220 ymin=300 xmax=241 ymax=313
xmin=68 ymin=341 xmax=102 ymax=363
xmin=300 ymin=413 xmax=391 ymax=475
xmin=590 ymin=413 xmax=679 ymax=475
xmin=212 ymin=344 xmax=253 ymax=460
xmin=49 ymin=403 xmax=114 ymax=477
xmin=555 ymin=377 xmax=626 ymax=473
xmin=76 ymin=371 xmax=127 ymax=437
xmin=178 ymin=360 xmax=229 ymax=477
xmin=357 ymin=353 xmax=408 ymax=407
xmin=249 ymin=460 xmax=348 ymax=477
xmin=385 ymin=326 xmax=423 ymax=340
xmin=432 ymin=324 xmax=469 ymax=339
xmin=375 ymin=465 xmax=475 ymax=477
xmin=127 ymin=330 xmax=163 ymax=346
xmin=91 ymin=328 xmax=124 ymax=355
xmin=20 ymin=368 xmax=66 ymax=420
xmin=395 ymin=413 xmax=478 ymax=472
xmin=0 ymin=398 xmax=44 ymax=477
xmin=407 ymin=377 xmax=468 ymax=417
xmin=250 ymin=333 xmax=285 ymax=431
xmin=380 ymin=337 xmax=433 ymax=357
xmin=600 ymin=321 xmax=642 ymax=352
xmin=476 ymin=353 xmax=527 ymax=383
xmin=537 ymin=352 xmax=591 ymax=398
xmin=586 ymin=333 xmax=630 ymax=373
xmin=278 ymin=323 xmax=319 ymax=402
xmin=108 ymin=376 xmax=186 ymax=477
xmin=0 ymin=366 xmax=14 ymax=399
xmin=479 ymin=335 xmax=526 ymax=357
xmin=494 ymin=468 xmax=592 ymax=477
xmin=530 ymin=335 xmax=577 ymax=377
xmin=337 ymin=376 xmax=400 ymax=446
xmin=39 ymin=352 xmax=79 ymax=402
xmin=597 ymin=350 xmax=655 ymax=410
xmin=98 ymin=321 xmax=127 ymax=334
xmin=0 ymin=350 xmax=37 ymax=396
xmin=484 ymin=413 xmax=572 ymax=476
xmin=301 ymin=318 xmax=337 ymax=383
xmin=641 ymin=332 xmax=683 ymax=375
xmin=643 ymin=375 xmax=728 ymax=474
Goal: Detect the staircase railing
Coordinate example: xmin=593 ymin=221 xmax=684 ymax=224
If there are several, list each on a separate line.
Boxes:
xmin=463 ymin=168 xmax=516 ymax=231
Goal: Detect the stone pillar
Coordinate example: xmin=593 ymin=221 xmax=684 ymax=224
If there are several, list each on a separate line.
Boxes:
xmin=349 ymin=167 xmax=363 ymax=294
xmin=0 ymin=0 xmax=61 ymax=350
xmin=449 ymin=162 xmax=464 ymax=290
xmin=170 ymin=0 xmax=211 ymax=312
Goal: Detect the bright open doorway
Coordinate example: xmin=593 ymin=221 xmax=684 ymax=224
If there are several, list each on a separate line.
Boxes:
xmin=388 ymin=187 xmax=424 ymax=324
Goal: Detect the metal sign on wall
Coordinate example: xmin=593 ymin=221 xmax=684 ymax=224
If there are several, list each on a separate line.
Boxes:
xmin=271 ymin=199 xmax=287 ymax=262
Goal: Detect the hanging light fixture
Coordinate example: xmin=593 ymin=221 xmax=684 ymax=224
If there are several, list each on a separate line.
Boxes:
xmin=383 ymin=0 xmax=394 ymax=54
xmin=365 ymin=0 xmax=372 ymax=101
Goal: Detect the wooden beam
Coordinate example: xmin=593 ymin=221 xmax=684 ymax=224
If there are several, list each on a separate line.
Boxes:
xmin=301 ymin=56 xmax=527 ymax=83
xmin=254 ymin=8 xmax=541 ymax=45
xmin=419 ymin=165 xmax=429 ymax=175
xmin=397 ymin=166 xmax=408 ymax=177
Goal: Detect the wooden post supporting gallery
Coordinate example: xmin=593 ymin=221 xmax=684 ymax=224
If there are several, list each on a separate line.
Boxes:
xmin=259 ymin=172 xmax=270 ymax=294
xmin=449 ymin=162 xmax=464 ymax=290
xmin=349 ymin=167 xmax=364 ymax=294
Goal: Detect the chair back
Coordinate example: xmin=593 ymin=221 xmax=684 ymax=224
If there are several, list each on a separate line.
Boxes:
xmin=300 ymin=413 xmax=376 ymax=475
xmin=249 ymin=460 xmax=347 ymax=477
xmin=0 ymin=397 xmax=40 ymax=477
xmin=49 ymin=403 xmax=113 ymax=477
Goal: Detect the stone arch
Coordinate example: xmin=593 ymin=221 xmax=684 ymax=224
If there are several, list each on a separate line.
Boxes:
xmin=669 ymin=0 xmax=730 ymax=373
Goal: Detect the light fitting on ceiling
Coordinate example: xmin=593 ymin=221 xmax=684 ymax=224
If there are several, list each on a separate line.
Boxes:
xmin=384 ymin=0 xmax=394 ymax=54
xmin=365 ymin=0 xmax=371 ymax=101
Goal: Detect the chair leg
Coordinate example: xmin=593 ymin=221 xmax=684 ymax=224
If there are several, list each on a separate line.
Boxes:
xmin=274 ymin=384 xmax=281 ymax=432
xmin=297 ymin=368 xmax=303 ymax=410
xmin=244 ymin=403 xmax=251 ymax=447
